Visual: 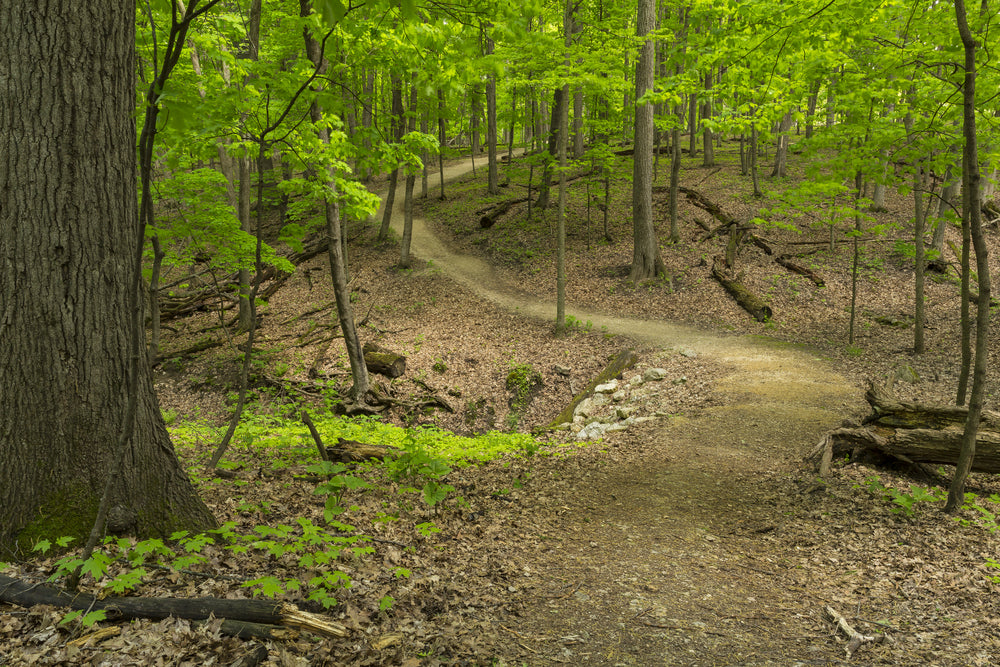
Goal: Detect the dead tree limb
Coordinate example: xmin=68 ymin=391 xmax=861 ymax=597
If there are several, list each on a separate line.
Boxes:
xmin=776 ymin=255 xmax=825 ymax=286
xmin=0 ymin=574 xmax=346 ymax=638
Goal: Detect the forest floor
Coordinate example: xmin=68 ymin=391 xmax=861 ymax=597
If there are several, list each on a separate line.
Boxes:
xmin=4 ymin=142 xmax=1000 ymax=665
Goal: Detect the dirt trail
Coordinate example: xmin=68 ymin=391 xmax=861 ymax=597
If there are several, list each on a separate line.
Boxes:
xmin=383 ymin=160 xmax=867 ymax=664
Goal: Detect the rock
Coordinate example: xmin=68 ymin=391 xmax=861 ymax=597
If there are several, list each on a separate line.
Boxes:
xmin=616 ymin=406 xmax=636 ymax=420
xmin=643 ymin=367 xmax=668 ymax=382
xmin=577 ymin=421 xmax=609 ymax=441
xmin=678 ymin=348 xmax=697 ymax=358
xmin=672 ymin=375 xmax=687 ymax=385
xmin=554 ymin=364 xmax=572 ymax=376
xmin=590 ymin=393 xmax=609 ymax=407
xmin=574 ymin=398 xmax=595 ymax=418
xmin=612 ymin=389 xmax=628 ymax=402
xmin=628 ymin=374 xmax=644 ymax=386
xmin=595 ymin=380 xmax=619 ymax=393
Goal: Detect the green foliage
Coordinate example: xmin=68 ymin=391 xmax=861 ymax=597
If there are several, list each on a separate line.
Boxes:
xmin=857 ymin=476 xmax=945 ymax=517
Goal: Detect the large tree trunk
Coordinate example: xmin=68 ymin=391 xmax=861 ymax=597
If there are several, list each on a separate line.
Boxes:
xmin=0 ymin=0 xmax=215 ymax=557
xmin=629 ymin=0 xmax=664 ymax=282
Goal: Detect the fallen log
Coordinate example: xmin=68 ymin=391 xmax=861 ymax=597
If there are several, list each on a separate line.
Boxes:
xmin=776 ymin=255 xmax=825 ymax=287
xmin=711 ymin=260 xmax=772 ymax=322
xmin=362 ymin=342 xmax=407 ymax=378
xmin=0 ymin=574 xmax=346 ymax=638
xmin=547 ymin=349 xmax=638 ymax=428
xmin=808 ymin=384 xmax=1000 ymax=475
xmin=676 ymin=186 xmax=772 ymax=254
xmin=479 ymin=197 xmax=530 ymax=228
xmin=327 ymin=437 xmax=401 ymax=463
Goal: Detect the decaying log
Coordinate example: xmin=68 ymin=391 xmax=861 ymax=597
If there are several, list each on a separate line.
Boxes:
xmin=776 ymin=255 xmax=825 ymax=286
xmin=0 ymin=574 xmax=346 ymax=638
xmin=479 ymin=197 xmax=530 ymax=228
xmin=362 ymin=342 xmax=406 ymax=378
xmin=809 ymin=384 xmax=1000 ymax=474
xmin=711 ymin=260 xmax=772 ymax=322
xmin=677 ymin=186 xmax=772 ymax=254
xmin=326 ymin=437 xmax=400 ymax=463
xmin=547 ymin=349 xmax=638 ymax=428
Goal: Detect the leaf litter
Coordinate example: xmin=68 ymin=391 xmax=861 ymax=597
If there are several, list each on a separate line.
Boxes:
xmin=4 ymin=148 xmax=1000 ymax=665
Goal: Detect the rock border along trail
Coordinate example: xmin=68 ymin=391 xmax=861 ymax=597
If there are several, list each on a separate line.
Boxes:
xmin=382 ymin=158 xmax=869 ymax=664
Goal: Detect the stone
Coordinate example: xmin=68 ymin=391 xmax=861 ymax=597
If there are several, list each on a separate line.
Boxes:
xmin=628 ymin=374 xmax=644 ymax=386
xmin=643 ymin=367 xmax=668 ymax=381
xmin=590 ymin=393 xmax=609 ymax=407
xmin=574 ymin=398 xmax=594 ymax=418
xmin=595 ymin=380 xmax=619 ymax=393
xmin=678 ymin=348 xmax=697 ymax=358
xmin=612 ymin=390 xmax=628 ymax=402
xmin=616 ymin=406 xmax=636 ymax=420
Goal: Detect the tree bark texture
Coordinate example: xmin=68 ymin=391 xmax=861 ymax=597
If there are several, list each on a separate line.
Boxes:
xmin=629 ymin=0 xmax=664 ymax=282
xmin=809 ymin=385 xmax=1000 ymax=475
xmin=0 ymin=0 xmax=215 ymax=557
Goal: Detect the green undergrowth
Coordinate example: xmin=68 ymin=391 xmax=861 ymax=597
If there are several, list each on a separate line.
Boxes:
xmin=5 ymin=413 xmax=569 ymax=620
xmin=169 ymin=412 xmax=554 ymax=470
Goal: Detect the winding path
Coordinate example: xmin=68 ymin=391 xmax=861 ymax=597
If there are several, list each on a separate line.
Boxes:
xmin=382 ymin=157 xmax=867 ymax=664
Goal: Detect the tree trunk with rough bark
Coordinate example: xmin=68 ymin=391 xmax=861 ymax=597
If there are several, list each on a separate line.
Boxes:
xmin=0 ymin=0 xmax=215 ymax=558
xmin=629 ymin=0 xmax=664 ymax=282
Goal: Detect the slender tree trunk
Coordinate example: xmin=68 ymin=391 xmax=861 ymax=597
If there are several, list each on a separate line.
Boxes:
xmin=400 ymin=81 xmax=418 ymax=268
xmin=750 ymin=119 xmax=762 ymax=197
xmin=485 ymin=26 xmax=499 ymax=195
xmin=299 ymin=0 xmax=370 ymax=402
xmin=556 ymin=0 xmax=573 ymax=330
xmin=535 ymin=88 xmax=566 ymax=210
xmin=437 ymin=88 xmax=446 ymax=199
xmin=630 ymin=0 xmax=664 ymax=282
xmin=947 ymin=0 xmax=990 ymax=512
xmin=0 ymin=0 xmax=215 ymax=557
xmin=379 ymin=75 xmax=404 ymax=240
xmin=805 ymin=80 xmax=820 ymax=140
xmin=702 ymin=70 xmax=714 ymax=167
xmin=148 ymin=235 xmax=166 ymax=365
xmin=573 ymin=88 xmax=584 ymax=159
xmin=770 ymin=111 xmax=792 ymax=178
xmin=420 ymin=113 xmax=429 ymax=198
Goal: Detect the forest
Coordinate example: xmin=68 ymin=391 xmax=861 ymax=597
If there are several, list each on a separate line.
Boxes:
xmin=1 ymin=0 xmax=999 ymax=664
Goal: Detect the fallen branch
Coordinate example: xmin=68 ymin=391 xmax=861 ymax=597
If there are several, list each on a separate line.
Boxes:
xmin=825 ymin=605 xmax=884 ymax=660
xmin=776 ymin=255 xmax=825 ymax=287
xmin=0 ymin=574 xmax=346 ymax=638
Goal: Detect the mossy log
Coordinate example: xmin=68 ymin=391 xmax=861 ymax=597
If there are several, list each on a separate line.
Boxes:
xmin=362 ymin=342 xmax=406 ymax=378
xmin=547 ymin=349 xmax=638 ymax=429
xmin=711 ymin=260 xmax=772 ymax=323
xmin=808 ymin=384 xmax=1000 ymax=476
xmin=0 ymin=574 xmax=346 ymax=638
